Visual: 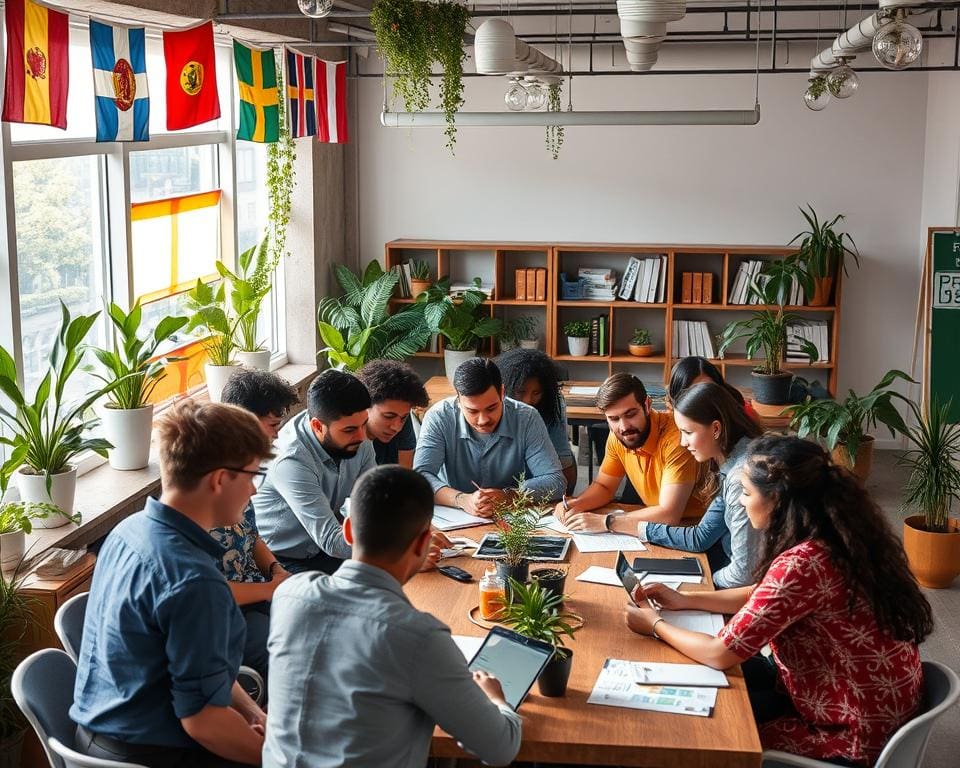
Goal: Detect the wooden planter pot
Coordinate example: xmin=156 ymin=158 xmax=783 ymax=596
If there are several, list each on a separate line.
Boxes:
xmin=903 ymin=516 xmax=960 ymax=588
xmin=628 ymin=344 xmax=655 ymax=357
xmin=830 ymin=436 xmax=875 ymax=485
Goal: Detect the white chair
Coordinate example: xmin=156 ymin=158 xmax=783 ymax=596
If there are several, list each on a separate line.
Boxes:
xmin=48 ymin=738 xmax=146 ymax=768
xmin=762 ymin=660 xmax=960 ymax=768
xmin=11 ymin=648 xmax=80 ymax=768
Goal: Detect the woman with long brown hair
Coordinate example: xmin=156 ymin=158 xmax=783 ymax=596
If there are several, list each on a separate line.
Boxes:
xmin=626 ymin=435 xmax=934 ymax=766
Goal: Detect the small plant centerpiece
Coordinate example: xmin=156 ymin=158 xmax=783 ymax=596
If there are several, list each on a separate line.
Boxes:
xmin=628 ymin=328 xmax=654 ymax=357
xmin=0 ymin=560 xmax=32 ymax=764
xmin=490 ymin=482 xmax=550 ymax=586
xmin=498 ymin=578 xmax=581 ymax=697
xmin=220 ymin=237 xmax=280 ymax=371
xmin=185 ymin=278 xmax=244 ymax=402
xmin=0 ymin=497 xmax=65 ymax=571
xmin=789 ymin=205 xmax=860 ymax=306
xmin=409 ymin=259 xmax=432 ymax=298
xmin=787 ymin=369 xmax=913 ymax=483
xmin=899 ymin=397 xmax=960 ymax=589
xmin=500 ymin=315 xmax=538 ymax=351
xmin=563 ymin=320 xmax=591 ymax=357
xmin=88 ymin=300 xmax=188 ymax=470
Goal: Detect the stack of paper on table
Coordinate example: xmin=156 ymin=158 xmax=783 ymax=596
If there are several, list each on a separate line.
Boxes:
xmin=432 ymin=505 xmax=488 ymax=531
xmin=575 ymin=565 xmax=681 ymax=591
xmin=588 ymin=659 xmax=727 ymax=717
xmin=539 ymin=515 xmax=647 ymax=553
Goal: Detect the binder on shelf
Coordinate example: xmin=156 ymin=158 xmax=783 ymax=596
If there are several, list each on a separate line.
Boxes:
xmin=703 ymin=272 xmax=714 ymax=304
xmin=657 ymin=255 xmax=668 ymax=303
xmin=634 ymin=259 xmax=651 ymax=303
xmin=619 ymin=257 xmax=642 ymax=301
xmin=535 ymin=268 xmax=547 ymax=301
xmin=692 ymin=273 xmax=703 ymax=304
xmin=590 ymin=317 xmax=600 ymax=355
xmin=515 ymin=268 xmax=527 ymax=301
xmin=526 ymin=268 xmax=537 ymax=301
xmin=598 ymin=315 xmax=607 ymax=355
xmin=646 ymin=259 xmax=660 ymax=303
xmin=681 ymin=272 xmax=693 ymax=303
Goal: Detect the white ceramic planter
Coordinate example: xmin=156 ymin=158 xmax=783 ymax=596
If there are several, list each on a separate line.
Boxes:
xmin=567 ymin=336 xmax=590 ymax=356
xmin=16 ymin=465 xmax=77 ymax=527
xmin=205 ymin=363 xmax=241 ymax=402
xmin=102 ymin=404 xmax=154 ymax=471
xmin=0 ymin=529 xmax=25 ymax=571
xmin=444 ymin=349 xmax=478 ymax=382
xmin=236 ymin=350 xmax=272 ymax=371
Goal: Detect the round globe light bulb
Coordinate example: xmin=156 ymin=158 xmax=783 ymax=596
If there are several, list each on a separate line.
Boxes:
xmin=505 ymin=81 xmax=528 ymax=111
xmin=872 ymin=18 xmax=923 ymax=71
xmin=298 ymin=0 xmax=334 ymax=19
xmin=803 ymin=79 xmax=831 ymax=111
xmin=827 ymin=65 xmax=860 ymax=99
xmin=525 ymin=83 xmax=547 ymax=110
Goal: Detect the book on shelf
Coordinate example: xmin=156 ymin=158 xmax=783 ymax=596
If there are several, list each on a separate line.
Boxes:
xmin=535 ymin=268 xmax=547 ymax=301
xmin=657 ymin=255 xmax=668 ymax=302
xmin=674 ymin=320 xmax=714 ymax=359
xmin=450 ymin=282 xmax=495 ymax=299
xmin=515 ymin=268 xmax=527 ymax=301
xmin=579 ymin=267 xmax=616 ymax=283
xmin=526 ymin=268 xmax=537 ymax=299
xmin=703 ymin=272 xmax=714 ymax=304
xmin=635 ymin=259 xmax=652 ymax=303
xmin=619 ymin=257 xmax=642 ymax=300
xmin=598 ymin=315 xmax=607 ymax=355
xmin=786 ymin=321 xmax=829 ymax=363
xmin=590 ymin=317 xmax=600 ymax=355
xmin=693 ymin=272 xmax=703 ymax=304
xmin=646 ymin=258 xmax=660 ymax=303
xmin=681 ymin=272 xmax=693 ymax=303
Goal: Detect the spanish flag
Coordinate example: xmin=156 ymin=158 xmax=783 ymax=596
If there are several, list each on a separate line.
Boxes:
xmin=233 ymin=41 xmax=279 ymax=143
xmin=2 ymin=0 xmax=69 ymax=129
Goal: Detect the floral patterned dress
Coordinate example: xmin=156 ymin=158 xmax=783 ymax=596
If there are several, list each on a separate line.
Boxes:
xmin=719 ymin=539 xmax=922 ymax=765
xmin=209 ymin=504 xmax=266 ymax=583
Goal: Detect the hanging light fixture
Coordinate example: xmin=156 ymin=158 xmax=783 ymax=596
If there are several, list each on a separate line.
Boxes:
xmin=803 ymin=76 xmax=831 ymax=111
xmin=504 ymin=78 xmax=528 ymax=111
xmin=298 ymin=0 xmax=334 ymax=19
xmin=827 ymin=59 xmax=860 ymax=99
xmin=872 ymin=9 xmax=923 ymax=71
xmin=524 ymin=79 xmax=547 ymax=110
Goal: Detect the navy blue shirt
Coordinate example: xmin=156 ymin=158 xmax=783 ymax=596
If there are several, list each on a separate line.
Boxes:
xmin=372 ymin=416 xmax=417 ymax=466
xmin=71 ymin=498 xmax=245 ymax=747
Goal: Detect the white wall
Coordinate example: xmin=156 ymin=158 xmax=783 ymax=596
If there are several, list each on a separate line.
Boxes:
xmin=357 ymin=68 xmax=941 ymax=441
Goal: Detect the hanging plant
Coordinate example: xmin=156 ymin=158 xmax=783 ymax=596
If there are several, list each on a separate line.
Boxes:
xmin=371 ymin=0 xmax=469 ymax=152
xmin=267 ymin=51 xmax=296 ymax=271
xmin=545 ymin=81 xmax=564 ymax=160
xmin=807 ymin=75 xmax=829 ymax=100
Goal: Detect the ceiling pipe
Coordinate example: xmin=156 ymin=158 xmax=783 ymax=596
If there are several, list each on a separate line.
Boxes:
xmin=380 ymin=105 xmax=760 ymax=126
xmin=618 ymin=0 xmax=688 ymax=71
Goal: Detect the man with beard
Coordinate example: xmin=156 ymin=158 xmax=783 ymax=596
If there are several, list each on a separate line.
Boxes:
xmin=555 ymin=373 xmax=702 ymax=533
xmin=254 ymin=369 xmax=376 ymax=574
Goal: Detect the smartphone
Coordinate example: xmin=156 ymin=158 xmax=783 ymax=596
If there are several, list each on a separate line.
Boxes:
xmin=437 ymin=565 xmax=474 ymax=583
xmin=615 ymin=551 xmax=649 ymax=606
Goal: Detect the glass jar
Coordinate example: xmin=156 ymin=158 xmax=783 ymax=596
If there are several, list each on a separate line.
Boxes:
xmin=479 ymin=568 xmax=506 ymax=620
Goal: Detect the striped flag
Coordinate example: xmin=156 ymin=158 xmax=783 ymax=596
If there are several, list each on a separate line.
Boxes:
xmin=90 ymin=20 xmax=149 ymax=142
xmin=315 ymin=59 xmax=348 ymax=144
xmin=2 ymin=0 xmax=69 ymax=129
xmin=284 ymin=47 xmax=317 ymax=139
xmin=233 ymin=40 xmax=279 ymax=143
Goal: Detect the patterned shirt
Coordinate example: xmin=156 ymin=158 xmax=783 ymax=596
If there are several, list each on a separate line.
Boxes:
xmin=719 ymin=540 xmax=922 ymax=765
xmin=209 ymin=504 xmax=266 ymax=583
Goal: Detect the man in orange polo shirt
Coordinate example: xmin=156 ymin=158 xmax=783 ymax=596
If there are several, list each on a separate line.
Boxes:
xmin=555 ymin=373 xmax=703 ymax=533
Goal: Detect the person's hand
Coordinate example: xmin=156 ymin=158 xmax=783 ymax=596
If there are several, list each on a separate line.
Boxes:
xmin=239 ymin=701 xmax=267 ymax=730
xmin=420 ymin=531 xmax=452 ymax=571
xmin=554 ymin=500 xmax=575 ymax=524
xmin=562 ymin=511 xmax=607 ymax=533
xmin=271 ymin=566 xmax=292 ymax=584
xmin=641 ymin=582 xmax=688 ymax=611
xmin=473 ymin=669 xmax=508 ymax=706
xmin=474 ymin=488 xmax=508 ymax=517
xmin=459 ymin=490 xmax=488 ymax=517
xmin=625 ymin=601 xmax=661 ymax=636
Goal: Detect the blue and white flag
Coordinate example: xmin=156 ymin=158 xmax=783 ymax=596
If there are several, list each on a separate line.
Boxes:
xmin=90 ymin=20 xmax=149 ymax=142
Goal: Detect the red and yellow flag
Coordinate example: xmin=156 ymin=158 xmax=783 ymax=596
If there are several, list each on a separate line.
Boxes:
xmin=163 ymin=21 xmax=220 ymax=131
xmin=2 ymin=0 xmax=69 ymax=128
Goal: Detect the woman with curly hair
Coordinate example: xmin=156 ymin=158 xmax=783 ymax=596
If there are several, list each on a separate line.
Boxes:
xmin=495 ymin=347 xmax=577 ymax=492
xmin=625 ymin=435 xmax=933 ymax=766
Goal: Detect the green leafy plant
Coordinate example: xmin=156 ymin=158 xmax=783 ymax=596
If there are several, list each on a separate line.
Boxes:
xmin=419 ymin=277 xmax=502 ymax=352
xmin=185 ymin=279 xmax=243 ymax=367
xmin=0 ymin=498 xmax=71 ymax=535
xmin=545 ymin=81 xmax=564 ymax=160
xmin=500 ymin=315 xmax=538 ymax=347
xmin=267 ymin=52 xmax=296 ymax=276
xmin=563 ymin=320 xmax=590 ymax=338
xmin=318 ymin=260 xmax=431 ymax=370
xmin=87 ymin=300 xmax=188 ymax=410
xmin=409 ymin=259 xmax=431 ymax=281
xmin=0 ymin=303 xmax=115 ymax=485
xmin=217 ymin=237 xmax=278 ymax=353
xmin=498 ymin=578 xmax=580 ymax=659
xmin=370 ymin=0 xmax=470 ymax=152
xmin=0 ymin=560 xmax=31 ymax=742
xmin=631 ymin=328 xmax=652 ymax=346
xmin=807 ymin=75 xmax=829 ymax=100
xmin=787 ymin=369 xmax=913 ymax=464
xmin=899 ymin=397 xmax=960 ymax=533
xmin=789 ymin=205 xmax=860 ymax=280
xmin=491 ymin=483 xmax=549 ymax=567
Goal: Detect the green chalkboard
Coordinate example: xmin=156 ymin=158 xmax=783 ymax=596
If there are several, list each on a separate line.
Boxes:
xmin=930 ymin=231 xmax=960 ymax=423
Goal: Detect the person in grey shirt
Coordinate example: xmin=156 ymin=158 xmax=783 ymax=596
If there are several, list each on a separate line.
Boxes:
xmin=263 ymin=465 xmax=522 ymax=768
xmin=414 ymin=358 xmax=565 ymax=517
xmin=254 ymin=369 xmax=376 ymax=574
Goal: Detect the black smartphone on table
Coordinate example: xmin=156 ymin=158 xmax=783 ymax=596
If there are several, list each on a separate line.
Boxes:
xmin=616 ymin=551 xmax=650 ymax=606
xmin=437 ymin=565 xmax=474 ymax=582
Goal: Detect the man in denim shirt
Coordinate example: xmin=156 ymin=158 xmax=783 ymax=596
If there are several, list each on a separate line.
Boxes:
xmin=414 ymin=358 xmax=565 ymax=516
xmin=72 ymin=401 xmax=272 ymax=767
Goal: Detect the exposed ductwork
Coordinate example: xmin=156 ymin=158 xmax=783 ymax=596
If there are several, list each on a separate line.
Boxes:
xmin=617 ymin=0 xmax=687 ymax=71
xmin=474 ymin=18 xmax=562 ymax=76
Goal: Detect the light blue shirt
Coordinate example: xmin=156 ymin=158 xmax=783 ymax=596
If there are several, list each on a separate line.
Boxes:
xmin=263 ymin=561 xmax=522 ymax=767
xmin=413 ymin=396 xmax=565 ymax=502
xmin=547 ymin=398 xmax=575 ymax=468
xmin=641 ymin=435 xmax=757 ymax=588
xmin=254 ymin=410 xmax=377 ymax=561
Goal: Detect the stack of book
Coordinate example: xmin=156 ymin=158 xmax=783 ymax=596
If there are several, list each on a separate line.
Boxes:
xmin=450 ymin=282 xmax=495 ymax=299
xmin=729 ymin=260 xmax=768 ymax=305
xmin=672 ymin=320 xmax=716 ymax=359
xmin=579 ymin=268 xmax=618 ymax=301
xmin=618 ymin=256 xmax=668 ymax=303
xmin=679 ymin=272 xmax=715 ymax=304
xmin=515 ymin=268 xmax=547 ymax=301
xmin=786 ymin=321 xmax=829 ymax=363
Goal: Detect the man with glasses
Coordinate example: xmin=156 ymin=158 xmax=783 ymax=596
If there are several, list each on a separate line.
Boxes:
xmin=72 ymin=400 xmax=273 ymax=767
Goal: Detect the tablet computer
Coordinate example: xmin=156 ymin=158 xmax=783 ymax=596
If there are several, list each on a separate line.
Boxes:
xmin=473 ymin=534 xmax=571 ymax=562
xmin=616 ymin=551 xmax=649 ymax=606
xmin=467 ymin=626 xmax=556 ymax=710
xmin=632 ymin=556 xmax=703 ymax=577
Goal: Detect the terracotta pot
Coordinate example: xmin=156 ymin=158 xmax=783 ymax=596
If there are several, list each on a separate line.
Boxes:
xmin=411 ymin=279 xmax=431 ymax=298
xmin=903 ymin=516 xmax=960 ymax=588
xmin=808 ymin=276 xmax=834 ymax=306
xmin=628 ymin=343 xmax=655 ymax=357
xmin=830 ymin=436 xmax=875 ymax=485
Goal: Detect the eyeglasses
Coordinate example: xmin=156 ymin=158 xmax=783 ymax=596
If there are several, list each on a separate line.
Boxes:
xmin=221 ymin=467 xmax=267 ymax=478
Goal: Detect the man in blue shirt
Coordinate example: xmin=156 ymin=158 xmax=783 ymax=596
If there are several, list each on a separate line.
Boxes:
xmin=72 ymin=400 xmax=273 ymax=767
xmin=254 ymin=369 xmax=377 ymax=574
xmin=356 ymin=359 xmax=428 ymax=468
xmin=414 ymin=358 xmax=565 ymax=516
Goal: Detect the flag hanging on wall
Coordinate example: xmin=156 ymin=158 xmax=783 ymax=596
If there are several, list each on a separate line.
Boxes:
xmin=163 ymin=21 xmax=220 ymax=130
xmin=90 ymin=20 xmax=149 ymax=142
xmin=2 ymin=0 xmax=69 ymax=129
xmin=233 ymin=40 xmax=279 ymax=143
xmin=315 ymin=59 xmax=347 ymax=144
xmin=284 ymin=47 xmax=317 ymax=139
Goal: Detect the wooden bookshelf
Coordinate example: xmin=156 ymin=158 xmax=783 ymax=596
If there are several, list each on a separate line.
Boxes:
xmin=384 ymin=240 xmax=841 ymax=397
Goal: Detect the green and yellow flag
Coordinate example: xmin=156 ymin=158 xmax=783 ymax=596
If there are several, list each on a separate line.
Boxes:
xmin=233 ymin=41 xmax=279 ymax=143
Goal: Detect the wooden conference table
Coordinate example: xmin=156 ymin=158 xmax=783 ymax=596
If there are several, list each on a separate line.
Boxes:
xmin=405 ymin=512 xmax=762 ymax=767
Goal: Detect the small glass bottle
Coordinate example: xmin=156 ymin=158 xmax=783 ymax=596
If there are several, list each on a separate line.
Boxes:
xmin=479 ymin=568 xmax=506 ymax=620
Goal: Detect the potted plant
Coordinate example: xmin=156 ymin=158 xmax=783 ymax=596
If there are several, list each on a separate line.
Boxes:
xmin=0 ymin=498 xmax=66 ymax=571
xmin=185 ymin=279 xmax=244 ymax=402
xmin=419 ymin=277 xmax=503 ymax=381
xmin=491 ymin=500 xmax=540 ymax=587
xmin=628 ymin=328 xmax=654 ymax=357
xmin=318 ymin=261 xmax=432 ymax=371
xmin=0 ymin=304 xmax=114 ymax=525
xmin=900 ymin=397 xmax=960 ymax=589
xmin=530 ymin=566 xmax=567 ymax=606
xmin=0 ymin=560 xmax=31 ymax=767
xmin=409 ymin=259 xmax=432 ymax=298
xmin=786 ymin=369 xmax=913 ymax=483
xmin=563 ymin=320 xmax=591 ymax=357
xmin=789 ymin=205 xmax=860 ymax=306
xmin=221 ymin=237 xmax=280 ymax=372
xmin=499 ymin=315 xmax=538 ymax=351
xmin=718 ymin=259 xmax=817 ymax=406
xmin=498 ymin=578 xmax=580 ymax=697
xmin=88 ymin=301 xmax=188 ymax=470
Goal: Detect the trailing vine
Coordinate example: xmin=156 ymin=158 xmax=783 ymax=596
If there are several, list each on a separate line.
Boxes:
xmin=545 ymin=81 xmax=564 ymax=160
xmin=267 ymin=51 xmax=296 ymax=271
xmin=433 ymin=1 xmax=469 ymax=151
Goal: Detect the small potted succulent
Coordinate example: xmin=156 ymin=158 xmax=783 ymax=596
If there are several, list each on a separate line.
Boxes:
xmin=409 ymin=259 xmax=432 ymax=298
xmin=628 ymin=328 xmax=654 ymax=357
xmin=563 ymin=320 xmax=590 ymax=357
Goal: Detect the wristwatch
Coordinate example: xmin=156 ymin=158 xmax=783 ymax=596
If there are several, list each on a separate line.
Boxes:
xmin=454 ymin=491 xmax=465 ymax=509
xmin=604 ymin=512 xmax=615 ymax=532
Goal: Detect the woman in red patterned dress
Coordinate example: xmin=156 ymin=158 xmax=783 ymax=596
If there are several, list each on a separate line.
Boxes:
xmin=625 ymin=435 xmax=933 ymax=766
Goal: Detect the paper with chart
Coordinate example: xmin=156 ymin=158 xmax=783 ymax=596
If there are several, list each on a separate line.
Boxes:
xmin=432 ymin=505 xmax=489 ymax=531
xmin=539 ymin=515 xmax=647 ymax=553
xmin=588 ymin=659 xmax=720 ymax=716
